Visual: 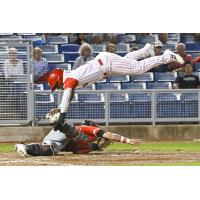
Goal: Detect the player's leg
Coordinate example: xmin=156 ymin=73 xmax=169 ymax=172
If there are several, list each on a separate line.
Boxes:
xmin=111 ymin=49 xmax=184 ymax=75
xmin=124 ymin=43 xmax=154 ymax=61
xmin=15 ymin=129 xmax=68 ymax=157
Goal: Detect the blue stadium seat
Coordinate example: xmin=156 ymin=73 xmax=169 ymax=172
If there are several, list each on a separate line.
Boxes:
xmin=128 ymin=93 xmax=152 ymax=118
xmin=155 ymin=72 xmax=177 ymax=82
xmin=147 ymin=82 xmax=172 ymax=89
xmin=110 ymin=93 xmax=128 ymax=102
xmin=186 ymin=43 xmax=200 ymax=51
xmin=108 ymin=75 xmax=130 ymax=83
xmin=117 ymin=34 xmax=136 ymax=43
xmin=56 ymin=63 xmax=72 ymax=70
xmin=78 ymin=93 xmax=103 ymax=102
xmin=139 ymin=35 xmax=156 ymax=44
xmin=43 ymin=53 xmax=64 ymax=63
xmin=63 ymin=52 xmax=79 ymax=62
xmin=68 ymin=35 xmax=77 ymax=43
xmin=162 ymin=43 xmax=176 ymax=51
xmin=96 ymin=83 xmax=121 ymax=90
xmin=91 ymin=44 xmax=105 ymax=53
xmin=59 ymin=44 xmax=80 ymax=53
xmin=117 ymin=52 xmax=127 ymax=57
xmin=131 ymin=73 xmax=154 ymax=82
xmin=121 ymin=82 xmax=146 ymax=89
xmin=77 ymin=84 xmax=95 ymax=91
xmin=36 ymin=45 xmax=58 ymax=53
xmin=157 ymin=92 xmax=198 ymax=118
xmin=116 ymin=43 xmax=130 ymax=53
xmin=46 ymin=35 xmax=68 ymax=44
xmin=23 ymin=35 xmax=46 ymax=45
xmin=182 ymin=35 xmax=195 ymax=44
xmin=35 ymin=93 xmax=58 ymax=120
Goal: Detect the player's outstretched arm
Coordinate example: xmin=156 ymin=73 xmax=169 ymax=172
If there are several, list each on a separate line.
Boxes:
xmin=54 ymin=88 xmax=75 ymax=131
xmin=103 ymin=132 xmax=143 ymax=145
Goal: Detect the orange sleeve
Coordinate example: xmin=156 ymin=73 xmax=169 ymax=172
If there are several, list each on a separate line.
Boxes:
xmin=63 ymin=77 xmax=79 ymax=89
xmin=76 ymin=125 xmax=100 ymax=136
xmin=193 ymin=57 xmax=200 ymax=63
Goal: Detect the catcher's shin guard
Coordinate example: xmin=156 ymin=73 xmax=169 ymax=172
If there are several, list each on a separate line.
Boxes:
xmin=25 ymin=143 xmax=59 ymax=156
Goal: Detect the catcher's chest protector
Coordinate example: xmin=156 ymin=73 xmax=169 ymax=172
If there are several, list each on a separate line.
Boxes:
xmin=59 ymin=122 xmax=80 ymax=139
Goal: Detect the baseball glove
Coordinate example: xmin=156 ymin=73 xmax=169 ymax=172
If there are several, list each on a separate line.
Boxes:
xmin=46 ymin=108 xmax=61 ymax=124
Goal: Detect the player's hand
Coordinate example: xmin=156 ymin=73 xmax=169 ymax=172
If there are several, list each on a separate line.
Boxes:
xmin=130 ymin=139 xmax=143 ymax=145
xmin=54 ymin=112 xmax=66 ymax=131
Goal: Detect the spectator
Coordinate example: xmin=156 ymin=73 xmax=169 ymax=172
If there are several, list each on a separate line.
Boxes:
xmin=3 ymin=47 xmax=24 ymax=79
xmin=150 ymin=41 xmax=168 ymax=72
xmin=173 ymin=62 xmax=200 ymax=89
xmin=75 ymin=33 xmax=88 ymax=45
xmin=106 ymin=43 xmax=116 ymax=53
xmin=92 ymin=34 xmax=103 ymax=44
xmin=168 ymin=43 xmax=192 ymax=72
xmin=73 ymin=43 xmax=94 ymax=69
xmin=33 ymin=47 xmax=49 ymax=82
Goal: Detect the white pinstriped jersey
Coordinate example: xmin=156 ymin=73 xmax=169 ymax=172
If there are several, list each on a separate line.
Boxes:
xmin=64 ymin=51 xmax=167 ymax=88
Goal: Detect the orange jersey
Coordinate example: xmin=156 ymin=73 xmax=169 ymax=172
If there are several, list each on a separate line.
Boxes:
xmin=75 ymin=125 xmax=101 ymax=142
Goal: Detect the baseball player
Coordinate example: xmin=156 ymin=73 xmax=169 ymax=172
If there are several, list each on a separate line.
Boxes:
xmin=15 ymin=116 xmax=142 ymax=157
xmin=47 ymin=43 xmax=184 ymax=131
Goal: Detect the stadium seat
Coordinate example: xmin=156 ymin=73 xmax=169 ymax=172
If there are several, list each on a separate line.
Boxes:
xmin=128 ymin=93 xmax=152 ymax=118
xmin=59 ymin=44 xmax=80 ymax=53
xmin=91 ymin=44 xmax=106 ymax=53
xmin=36 ymin=45 xmax=58 ymax=53
xmin=46 ymin=35 xmax=68 ymax=44
xmin=35 ymin=93 xmax=58 ymax=120
xmin=34 ymin=84 xmax=44 ymax=91
xmin=139 ymin=35 xmax=156 ymax=44
xmin=186 ymin=43 xmax=200 ymax=51
xmin=108 ymin=75 xmax=130 ymax=83
xmin=117 ymin=52 xmax=127 ymax=57
xmin=116 ymin=43 xmax=130 ymax=53
xmin=77 ymin=84 xmax=95 ymax=91
xmin=43 ymin=53 xmax=65 ymax=63
xmin=117 ymin=34 xmax=136 ymax=43
xmin=121 ymin=82 xmax=146 ymax=90
xmin=110 ymin=93 xmax=128 ymax=102
xmin=56 ymin=63 xmax=72 ymax=70
xmin=131 ymin=73 xmax=154 ymax=82
xmin=147 ymin=82 xmax=172 ymax=89
xmin=23 ymin=35 xmax=46 ymax=45
xmin=162 ymin=43 xmax=176 ymax=51
xmin=63 ymin=52 xmax=79 ymax=62
xmin=155 ymin=72 xmax=177 ymax=82
xmin=68 ymin=35 xmax=77 ymax=43
xmin=96 ymin=83 xmax=121 ymax=90
xmin=78 ymin=93 xmax=103 ymax=102
xmin=182 ymin=35 xmax=195 ymax=44
xmin=157 ymin=92 xmax=198 ymax=118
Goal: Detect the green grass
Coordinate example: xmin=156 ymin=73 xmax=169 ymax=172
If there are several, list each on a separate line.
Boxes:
xmin=1 ymin=141 xmax=200 ymax=153
xmin=106 ymin=141 xmax=200 ymax=153
xmin=0 ymin=143 xmax=15 ymax=153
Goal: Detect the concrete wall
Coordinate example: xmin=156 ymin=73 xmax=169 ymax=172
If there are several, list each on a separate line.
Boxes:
xmin=1 ymin=125 xmax=200 ymax=143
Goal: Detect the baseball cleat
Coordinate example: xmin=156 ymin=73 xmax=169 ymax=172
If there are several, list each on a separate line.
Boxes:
xmin=15 ymin=144 xmax=28 ymax=157
xmin=144 ymin=43 xmax=155 ymax=57
xmin=163 ymin=49 xmax=184 ymax=64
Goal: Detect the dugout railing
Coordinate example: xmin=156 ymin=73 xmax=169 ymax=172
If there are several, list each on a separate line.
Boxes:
xmin=33 ymin=89 xmax=200 ymax=126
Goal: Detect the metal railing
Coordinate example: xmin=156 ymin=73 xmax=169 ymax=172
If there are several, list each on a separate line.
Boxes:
xmin=34 ymin=89 xmax=200 ymax=126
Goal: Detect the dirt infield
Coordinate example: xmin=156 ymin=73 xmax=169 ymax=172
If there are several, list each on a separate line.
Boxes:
xmin=1 ymin=151 xmax=200 ymax=166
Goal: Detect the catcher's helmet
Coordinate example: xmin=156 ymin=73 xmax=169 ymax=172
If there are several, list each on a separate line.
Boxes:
xmin=48 ymin=68 xmax=63 ymax=92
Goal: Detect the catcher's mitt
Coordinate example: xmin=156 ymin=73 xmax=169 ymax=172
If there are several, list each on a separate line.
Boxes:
xmin=94 ymin=137 xmax=112 ymax=150
xmin=46 ymin=108 xmax=61 ymax=123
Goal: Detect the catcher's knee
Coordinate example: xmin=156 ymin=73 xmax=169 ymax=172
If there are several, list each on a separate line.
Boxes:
xmin=25 ymin=142 xmax=60 ymax=156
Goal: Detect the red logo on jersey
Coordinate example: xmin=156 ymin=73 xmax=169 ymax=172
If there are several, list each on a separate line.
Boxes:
xmin=98 ymin=59 xmax=103 ymax=66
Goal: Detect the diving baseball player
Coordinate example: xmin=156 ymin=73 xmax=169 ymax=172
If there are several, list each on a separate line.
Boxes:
xmin=47 ymin=43 xmax=184 ymax=131
xmin=15 ymin=109 xmax=142 ymax=157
